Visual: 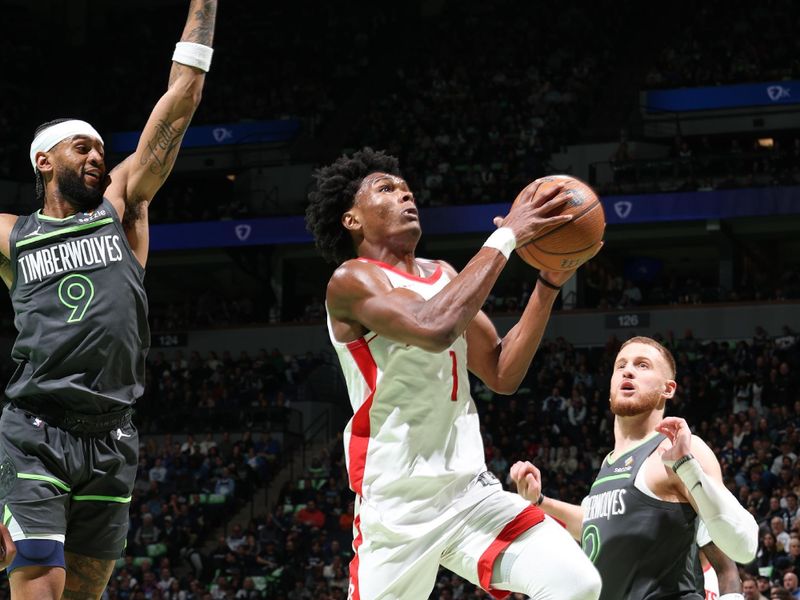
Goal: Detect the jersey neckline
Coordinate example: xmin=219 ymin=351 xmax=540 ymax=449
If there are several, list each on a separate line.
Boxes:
xmin=605 ymin=431 xmax=662 ymax=465
xmin=36 ymin=209 xmax=77 ymax=223
xmin=357 ymin=257 xmax=443 ymax=284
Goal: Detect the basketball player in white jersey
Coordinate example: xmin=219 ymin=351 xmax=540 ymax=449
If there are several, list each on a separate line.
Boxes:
xmin=305 ymin=148 xmax=603 ymax=600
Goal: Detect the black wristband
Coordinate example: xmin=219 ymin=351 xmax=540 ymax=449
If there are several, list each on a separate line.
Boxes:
xmin=671 ymin=454 xmax=695 ymax=474
xmin=535 ymin=493 xmax=545 ymax=506
xmin=537 ymin=275 xmax=561 ymax=291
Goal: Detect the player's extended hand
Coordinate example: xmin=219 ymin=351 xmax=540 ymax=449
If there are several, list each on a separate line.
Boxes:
xmin=493 ymin=180 xmax=574 ymax=247
xmin=0 ymin=523 xmax=16 ymax=571
xmin=510 ymin=460 xmax=543 ymax=504
xmin=655 ymin=416 xmax=693 ymax=467
xmin=538 ymin=242 xmax=604 ymax=288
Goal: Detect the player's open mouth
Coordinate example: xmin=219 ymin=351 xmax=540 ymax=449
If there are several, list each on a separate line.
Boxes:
xmin=402 ymin=208 xmax=418 ymax=219
xmin=84 ymin=171 xmax=101 ymax=183
xmin=620 ymin=381 xmax=636 ymax=391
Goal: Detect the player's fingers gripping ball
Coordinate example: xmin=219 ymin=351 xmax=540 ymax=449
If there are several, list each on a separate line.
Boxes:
xmin=512 ymin=175 xmax=605 ymax=271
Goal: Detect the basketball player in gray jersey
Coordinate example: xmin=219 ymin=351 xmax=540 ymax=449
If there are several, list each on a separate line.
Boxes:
xmin=511 ymin=336 xmax=759 ymax=600
xmin=0 ymin=2 xmax=216 ymax=598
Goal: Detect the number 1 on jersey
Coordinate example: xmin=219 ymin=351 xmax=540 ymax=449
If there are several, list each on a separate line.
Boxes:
xmin=449 ymin=350 xmax=458 ymax=401
xmin=57 ymin=274 xmax=95 ymax=323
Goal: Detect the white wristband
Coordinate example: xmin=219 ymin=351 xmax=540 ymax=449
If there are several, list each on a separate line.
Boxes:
xmin=483 ymin=227 xmax=516 ymax=259
xmin=719 ymin=595 xmax=744 ymax=600
xmin=172 ymin=42 xmax=214 ymax=72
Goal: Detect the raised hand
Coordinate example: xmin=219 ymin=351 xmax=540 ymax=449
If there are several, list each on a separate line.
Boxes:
xmin=493 ymin=180 xmax=574 ymax=247
xmin=510 ymin=460 xmax=543 ymax=504
xmin=655 ymin=416 xmax=693 ymax=467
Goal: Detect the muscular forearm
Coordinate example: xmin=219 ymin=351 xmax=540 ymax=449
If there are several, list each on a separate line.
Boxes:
xmin=169 ymin=0 xmax=217 ymax=86
xmin=539 ymin=497 xmax=584 ymax=541
xmin=415 ymin=248 xmax=509 ymax=349
xmin=491 ymin=282 xmax=559 ymax=392
xmin=701 ymin=541 xmax=742 ymax=594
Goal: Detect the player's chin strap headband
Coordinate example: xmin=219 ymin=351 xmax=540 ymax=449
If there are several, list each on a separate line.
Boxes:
xmin=29 ymin=120 xmax=104 ymax=172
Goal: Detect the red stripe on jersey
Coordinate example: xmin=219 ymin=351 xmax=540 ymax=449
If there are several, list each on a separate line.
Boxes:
xmin=348 ymin=512 xmax=363 ymax=600
xmin=357 ymin=257 xmax=443 ymax=284
xmin=550 ymin=515 xmax=567 ymax=529
xmin=346 ymin=337 xmax=378 ymax=496
xmin=477 ymin=505 xmax=546 ymax=599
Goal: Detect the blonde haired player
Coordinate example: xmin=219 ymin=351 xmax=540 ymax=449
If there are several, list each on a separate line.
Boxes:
xmin=511 ymin=336 xmax=757 ymax=600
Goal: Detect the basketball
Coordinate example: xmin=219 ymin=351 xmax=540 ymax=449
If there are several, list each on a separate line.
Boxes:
xmin=513 ymin=175 xmax=605 ymax=272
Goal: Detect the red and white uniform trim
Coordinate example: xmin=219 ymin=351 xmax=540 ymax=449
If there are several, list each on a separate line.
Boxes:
xmin=328 ymin=258 xmax=487 ymax=526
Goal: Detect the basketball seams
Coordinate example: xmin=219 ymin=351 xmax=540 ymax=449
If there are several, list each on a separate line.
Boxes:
xmin=531 ymin=197 xmax=601 ymax=243
xmin=527 ymin=241 xmax=597 ymax=256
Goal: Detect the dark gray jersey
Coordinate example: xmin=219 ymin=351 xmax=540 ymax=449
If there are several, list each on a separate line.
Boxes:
xmin=581 ymin=434 xmax=701 ymax=600
xmin=6 ymin=198 xmax=149 ymax=414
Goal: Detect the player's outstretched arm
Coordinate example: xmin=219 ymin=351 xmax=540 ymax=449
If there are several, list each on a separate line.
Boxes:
xmin=328 ymin=181 xmax=574 ymax=353
xmin=510 ymin=461 xmax=585 ymax=540
xmin=657 ymin=417 xmax=759 ymax=564
xmin=106 ymin=0 xmax=217 ymax=263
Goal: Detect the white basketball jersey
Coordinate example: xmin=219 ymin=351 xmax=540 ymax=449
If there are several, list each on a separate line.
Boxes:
xmin=327 ymin=258 xmax=488 ymax=525
xmin=702 ymin=562 xmax=719 ymax=600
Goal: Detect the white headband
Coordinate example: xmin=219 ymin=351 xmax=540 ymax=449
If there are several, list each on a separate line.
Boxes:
xmin=29 ymin=119 xmax=104 ymax=171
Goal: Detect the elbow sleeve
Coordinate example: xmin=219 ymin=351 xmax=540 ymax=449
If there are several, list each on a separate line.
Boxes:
xmin=675 ymin=458 xmax=758 ymax=563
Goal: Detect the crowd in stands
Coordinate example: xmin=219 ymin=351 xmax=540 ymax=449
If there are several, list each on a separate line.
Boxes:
xmin=602 ymin=134 xmax=800 ymax=196
xmin=342 ymin=1 xmax=624 ymax=209
xmin=643 ymin=0 xmax=800 ymax=89
xmin=134 ymin=347 xmax=331 ymax=433
xmin=0 ymin=0 xmax=396 ymax=181
xmin=143 ymin=256 xmax=800 ymax=332
xmin=1 ymin=1 xmax=798 ymax=219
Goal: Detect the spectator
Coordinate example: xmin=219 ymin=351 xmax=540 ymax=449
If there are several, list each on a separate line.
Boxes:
xmin=783 ymin=572 xmax=800 ymax=599
xmin=295 ymin=500 xmax=325 ymax=530
xmin=215 ymin=467 xmax=237 ymax=500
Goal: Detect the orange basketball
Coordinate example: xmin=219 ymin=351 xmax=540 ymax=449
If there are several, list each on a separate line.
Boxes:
xmin=513 ymin=175 xmax=605 ymax=272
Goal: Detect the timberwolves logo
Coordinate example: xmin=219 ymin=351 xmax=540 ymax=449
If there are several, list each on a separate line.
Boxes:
xmin=582 ymin=524 xmax=601 ymax=563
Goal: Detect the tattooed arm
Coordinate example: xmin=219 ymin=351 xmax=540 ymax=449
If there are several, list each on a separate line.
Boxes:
xmin=105 ymin=0 xmax=217 ymax=267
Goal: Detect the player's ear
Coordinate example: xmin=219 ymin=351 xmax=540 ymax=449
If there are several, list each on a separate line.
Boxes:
xmin=342 ymin=210 xmax=361 ymax=232
xmin=35 ymin=152 xmax=54 ymax=175
xmin=662 ymin=379 xmax=676 ymax=400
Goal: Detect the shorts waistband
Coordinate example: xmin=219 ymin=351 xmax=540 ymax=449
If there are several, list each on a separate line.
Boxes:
xmin=9 ymin=401 xmax=133 ymax=435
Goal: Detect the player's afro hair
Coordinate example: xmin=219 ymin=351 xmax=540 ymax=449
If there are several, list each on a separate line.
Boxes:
xmin=305 ymin=147 xmax=401 ymax=264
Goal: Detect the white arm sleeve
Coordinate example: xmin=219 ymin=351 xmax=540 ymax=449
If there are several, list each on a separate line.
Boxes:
xmin=675 ymin=457 xmax=758 ymax=563
xmin=696 ymin=519 xmax=712 ymax=547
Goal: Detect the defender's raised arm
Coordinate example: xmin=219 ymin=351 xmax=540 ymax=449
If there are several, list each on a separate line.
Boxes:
xmin=106 ymin=0 xmax=217 ymax=264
